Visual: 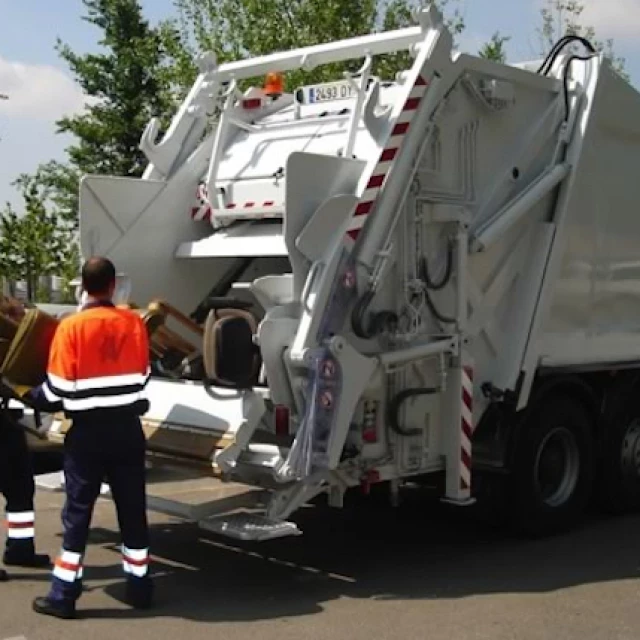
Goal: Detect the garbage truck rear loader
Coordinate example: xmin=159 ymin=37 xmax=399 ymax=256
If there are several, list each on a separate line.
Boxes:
xmin=53 ymin=6 xmax=640 ymax=539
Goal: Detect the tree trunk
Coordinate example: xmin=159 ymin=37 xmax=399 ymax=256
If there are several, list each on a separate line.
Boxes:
xmin=26 ymin=268 xmax=33 ymax=302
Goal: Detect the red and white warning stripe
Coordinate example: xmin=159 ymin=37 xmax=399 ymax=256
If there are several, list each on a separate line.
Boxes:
xmin=346 ymin=75 xmax=429 ymax=241
xmin=190 ymin=184 xmax=212 ymax=221
xmin=460 ymin=365 xmax=474 ymax=491
xmin=190 ymin=184 xmax=280 ymax=220
xmin=223 ymin=201 xmax=277 ymax=211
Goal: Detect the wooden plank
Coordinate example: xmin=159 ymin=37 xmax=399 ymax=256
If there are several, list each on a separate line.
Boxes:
xmin=142 ymin=422 xmax=233 ymax=460
xmin=45 ymin=416 xmax=234 ymax=463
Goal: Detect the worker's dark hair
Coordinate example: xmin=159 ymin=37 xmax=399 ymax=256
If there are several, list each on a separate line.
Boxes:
xmin=81 ymin=257 xmax=116 ymax=296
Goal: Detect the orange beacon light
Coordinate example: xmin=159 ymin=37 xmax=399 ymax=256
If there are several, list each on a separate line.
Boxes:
xmin=264 ymin=72 xmax=285 ymax=97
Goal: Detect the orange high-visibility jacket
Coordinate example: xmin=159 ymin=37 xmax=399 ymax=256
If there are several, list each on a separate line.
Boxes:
xmin=42 ymin=304 xmax=150 ymax=416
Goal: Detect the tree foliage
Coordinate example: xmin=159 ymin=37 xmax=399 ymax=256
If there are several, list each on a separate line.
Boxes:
xmin=14 ymin=161 xmax=82 ymax=228
xmin=167 ymin=0 xmax=466 ymax=91
xmin=58 ymin=0 xmax=175 ymax=176
xmin=479 ymin=32 xmax=510 ymax=64
xmin=36 ymin=0 xmax=177 ymax=226
xmin=0 ymin=177 xmax=75 ymax=302
xmin=376 ymin=0 xmax=465 ymax=79
xmin=539 ymin=0 xmax=628 ymax=80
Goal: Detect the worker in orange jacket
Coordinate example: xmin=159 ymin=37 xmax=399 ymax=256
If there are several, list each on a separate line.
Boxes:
xmin=25 ymin=257 xmax=153 ymax=619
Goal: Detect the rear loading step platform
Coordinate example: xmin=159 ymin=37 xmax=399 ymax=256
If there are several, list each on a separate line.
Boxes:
xmin=36 ymin=464 xmax=301 ymax=542
xmin=35 ymin=379 xmax=302 ymax=542
xmin=36 ymin=463 xmax=264 ymax=519
xmin=141 ymin=464 xmax=266 ymax=520
xmin=200 ymin=512 xmax=302 ymax=541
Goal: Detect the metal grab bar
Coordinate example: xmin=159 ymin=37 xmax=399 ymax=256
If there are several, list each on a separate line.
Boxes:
xmin=212 ymin=22 xmax=431 ymax=83
xmin=344 ymin=55 xmax=373 ymax=158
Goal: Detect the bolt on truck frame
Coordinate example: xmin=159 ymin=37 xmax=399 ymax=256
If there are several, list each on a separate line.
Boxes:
xmin=42 ymin=6 xmax=640 ymax=539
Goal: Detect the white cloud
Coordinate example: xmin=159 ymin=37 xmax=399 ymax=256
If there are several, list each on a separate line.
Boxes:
xmin=0 ymin=57 xmax=90 ymax=121
xmin=581 ymin=0 xmax=640 ymax=39
xmin=536 ymin=0 xmax=640 ymax=41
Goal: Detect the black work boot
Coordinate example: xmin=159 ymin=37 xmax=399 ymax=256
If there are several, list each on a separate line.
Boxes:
xmin=124 ymin=576 xmax=154 ymax=609
xmin=33 ymin=596 xmax=76 ymax=620
xmin=4 ymin=538 xmax=51 ymax=568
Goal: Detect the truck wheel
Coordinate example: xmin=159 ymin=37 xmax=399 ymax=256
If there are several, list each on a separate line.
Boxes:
xmin=511 ymin=394 xmax=594 ymax=537
xmin=599 ymin=398 xmax=640 ymax=514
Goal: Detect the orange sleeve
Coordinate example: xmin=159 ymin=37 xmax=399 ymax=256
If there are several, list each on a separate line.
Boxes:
xmin=47 ymin=321 xmax=77 ymax=384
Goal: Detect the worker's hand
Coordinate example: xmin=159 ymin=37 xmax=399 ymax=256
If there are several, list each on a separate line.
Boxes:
xmin=2 ymin=380 xmax=34 ymax=403
xmin=12 ymin=384 xmax=33 ymax=400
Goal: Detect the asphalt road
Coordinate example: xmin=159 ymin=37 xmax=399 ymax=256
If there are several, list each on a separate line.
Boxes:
xmin=1 ymin=488 xmax=639 ymax=640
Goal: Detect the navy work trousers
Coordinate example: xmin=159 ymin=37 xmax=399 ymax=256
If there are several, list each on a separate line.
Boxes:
xmin=49 ymin=415 xmax=150 ymax=603
xmin=0 ymin=415 xmax=34 ymax=513
xmin=0 ymin=414 xmax=37 ymax=560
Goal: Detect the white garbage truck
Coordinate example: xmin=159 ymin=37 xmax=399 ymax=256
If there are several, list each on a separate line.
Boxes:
xmin=41 ymin=5 xmax=640 ymax=539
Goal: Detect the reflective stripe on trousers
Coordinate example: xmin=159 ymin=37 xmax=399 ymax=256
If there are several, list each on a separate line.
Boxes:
xmin=52 ymin=550 xmax=82 ymax=583
xmin=5 ymin=510 xmax=35 ymax=539
xmin=122 ymin=546 xmax=149 ymax=578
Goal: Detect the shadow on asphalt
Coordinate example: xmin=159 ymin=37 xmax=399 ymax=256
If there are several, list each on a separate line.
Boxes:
xmin=67 ymin=489 xmax=640 ymax=622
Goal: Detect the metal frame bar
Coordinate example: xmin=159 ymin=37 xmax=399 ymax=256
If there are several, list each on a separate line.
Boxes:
xmin=200 ymin=12 xmax=438 ymax=223
xmin=205 ymin=81 xmax=238 ymax=221
xmin=344 ymin=55 xmax=373 ymax=158
xmin=470 ymin=163 xmax=570 ymax=253
xmin=212 ymin=26 xmax=427 ymax=83
xmin=514 ymin=57 xmax=596 ymax=410
xmin=379 ymin=337 xmax=457 ymax=368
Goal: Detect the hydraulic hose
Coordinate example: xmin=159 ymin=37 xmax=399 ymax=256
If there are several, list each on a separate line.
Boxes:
xmin=387 ymin=387 xmax=438 ymax=437
xmin=419 ymin=252 xmax=456 ymax=324
xmin=419 ymin=239 xmax=453 ymax=291
xmin=537 ymin=35 xmax=596 ymax=76
xmin=562 ymin=54 xmax=595 ymax=120
xmin=424 ymin=288 xmax=456 ymax=324
xmin=537 ymin=35 xmax=576 ymax=74
xmin=351 ymin=289 xmax=399 ymax=340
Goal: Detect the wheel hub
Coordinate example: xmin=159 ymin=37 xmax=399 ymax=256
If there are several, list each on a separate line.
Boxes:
xmin=534 ymin=427 xmax=580 ymax=508
xmin=620 ymin=419 xmax=640 ymax=482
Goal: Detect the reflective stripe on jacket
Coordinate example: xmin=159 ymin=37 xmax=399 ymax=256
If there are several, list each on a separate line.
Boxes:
xmin=42 ymin=302 xmax=150 ymax=416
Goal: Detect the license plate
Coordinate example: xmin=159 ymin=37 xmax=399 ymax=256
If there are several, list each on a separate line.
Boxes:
xmin=303 ymin=80 xmax=355 ymax=104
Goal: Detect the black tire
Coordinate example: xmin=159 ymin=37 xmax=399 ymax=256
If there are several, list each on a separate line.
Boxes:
xmin=470 ymin=471 xmax=510 ymax=531
xmin=510 ymin=394 xmax=594 ymax=537
xmin=599 ymin=384 xmax=640 ymax=514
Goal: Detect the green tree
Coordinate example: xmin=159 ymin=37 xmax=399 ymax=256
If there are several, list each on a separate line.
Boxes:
xmin=57 ymin=240 xmax=82 ymax=304
xmin=169 ymin=0 xmax=466 ymax=91
xmin=14 ymin=162 xmax=81 ymax=228
xmin=376 ymin=0 xmax=465 ymax=79
xmin=479 ymin=32 xmax=510 ymax=63
xmin=539 ymin=0 xmax=628 ymax=80
xmin=33 ymin=0 xmax=178 ymax=227
xmin=0 ymin=177 xmax=74 ymax=302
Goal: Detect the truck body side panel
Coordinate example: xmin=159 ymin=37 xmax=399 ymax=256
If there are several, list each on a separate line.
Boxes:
xmin=540 ymin=64 xmax=640 ymax=367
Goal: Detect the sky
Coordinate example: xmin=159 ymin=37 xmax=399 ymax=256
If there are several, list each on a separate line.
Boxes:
xmin=0 ymin=0 xmax=639 ymax=211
